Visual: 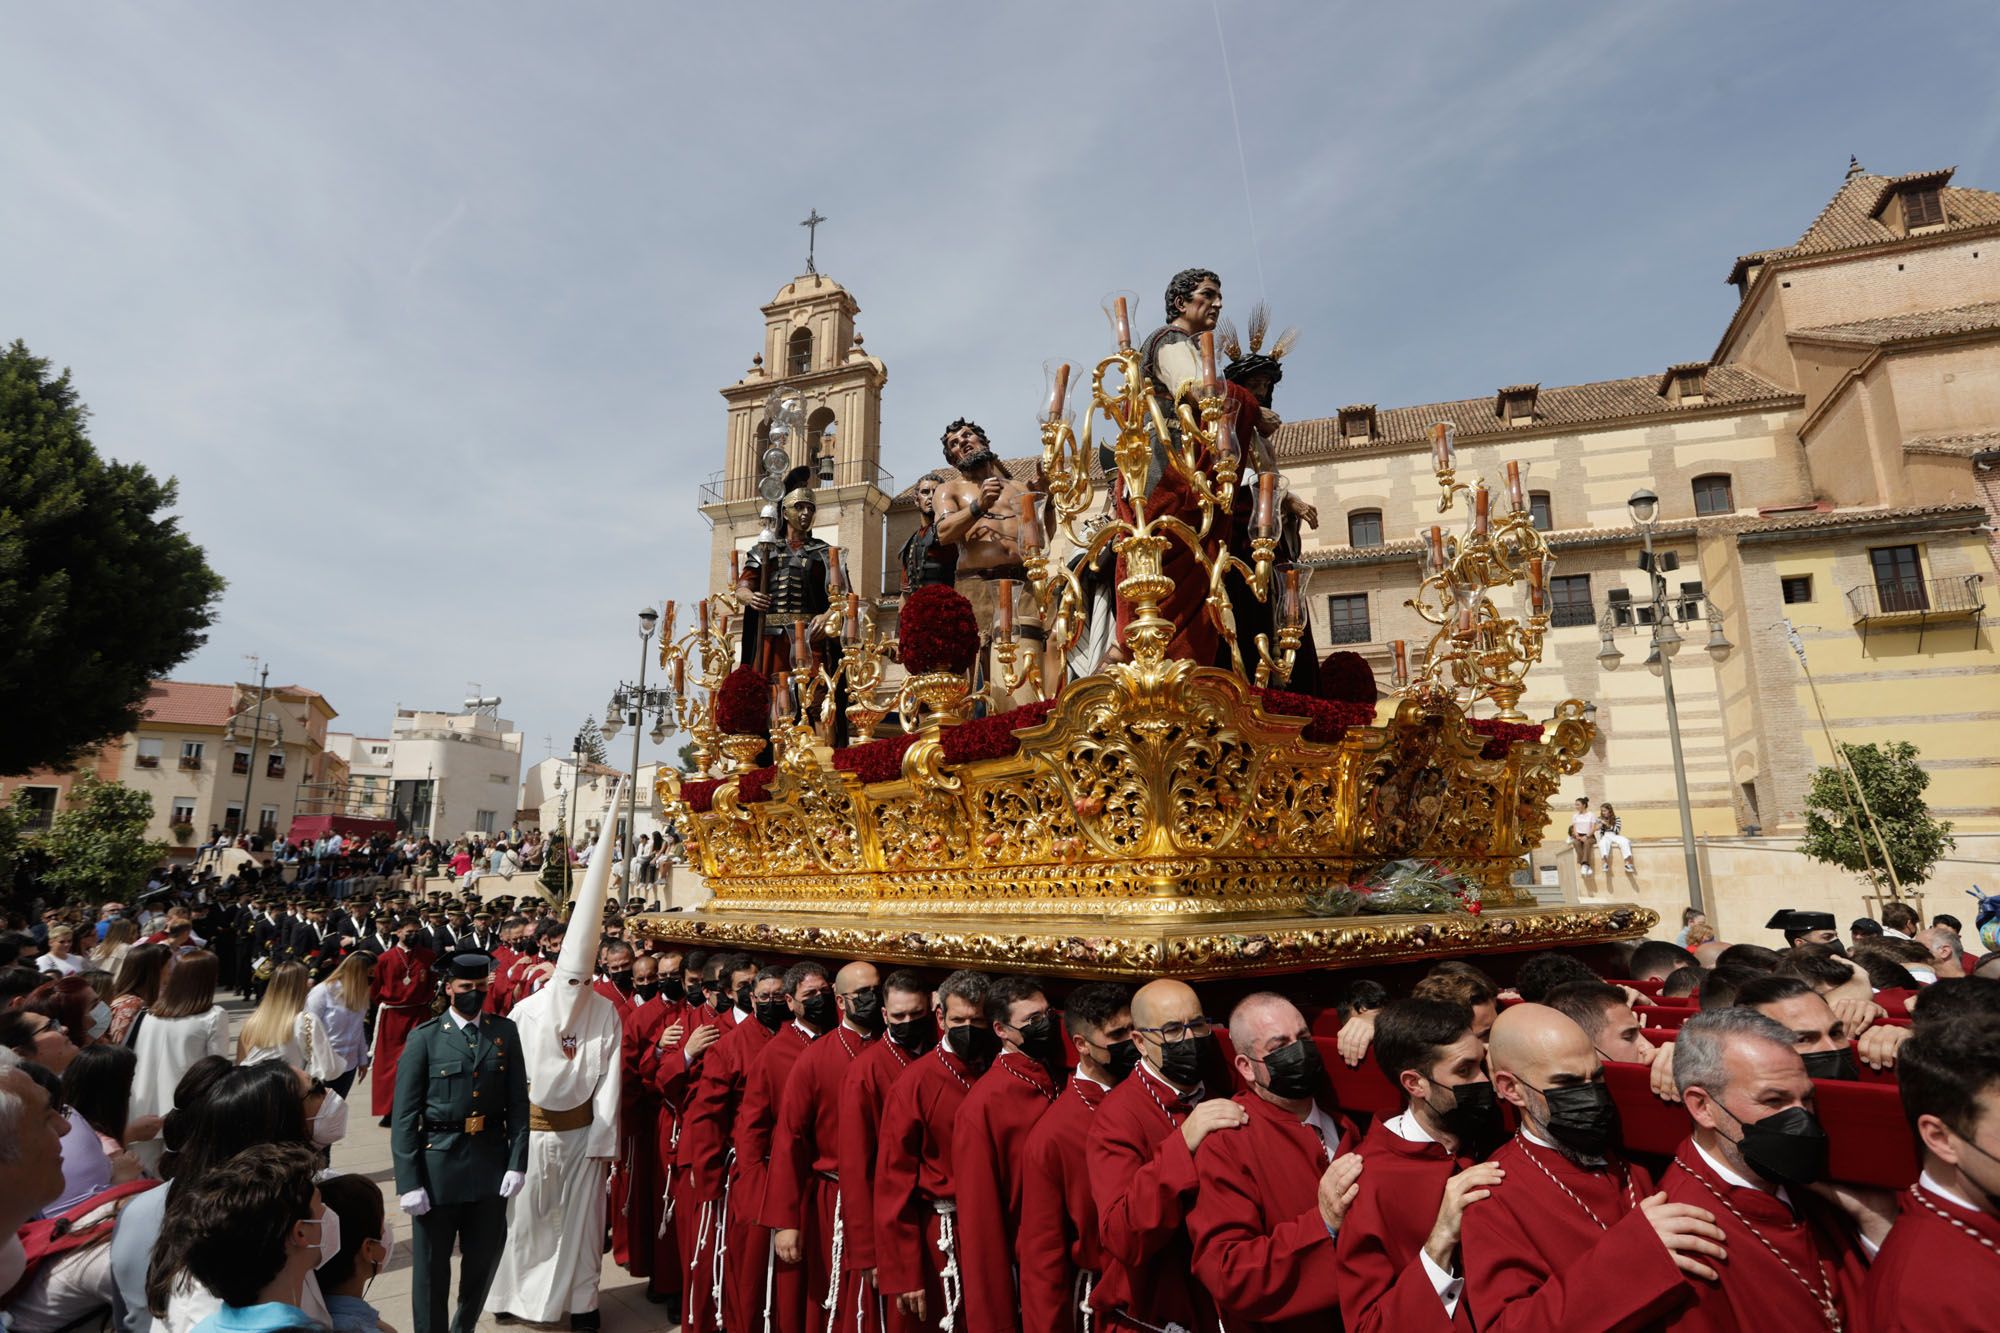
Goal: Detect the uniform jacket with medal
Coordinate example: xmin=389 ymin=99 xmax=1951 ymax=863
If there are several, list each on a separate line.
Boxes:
xmin=390 ymin=1009 xmax=532 ymax=1206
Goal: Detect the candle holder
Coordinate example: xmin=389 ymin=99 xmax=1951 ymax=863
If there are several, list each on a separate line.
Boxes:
xmin=658 ymin=590 xmax=745 ymax=778
xmin=1404 ymin=434 xmax=1554 ymax=721
xmin=1253 ymin=564 xmax=1306 ymax=689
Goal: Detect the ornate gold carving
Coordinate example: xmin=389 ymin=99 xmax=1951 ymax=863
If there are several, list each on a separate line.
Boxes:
xmin=632 ymin=904 xmax=1661 ymax=980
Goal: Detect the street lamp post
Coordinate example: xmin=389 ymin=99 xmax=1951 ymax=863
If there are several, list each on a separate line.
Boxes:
xmin=602 ymin=607 xmax=675 ymax=906
xmin=237 ymin=663 xmax=270 ymax=844
xmin=1594 ymin=489 xmax=1727 ymax=915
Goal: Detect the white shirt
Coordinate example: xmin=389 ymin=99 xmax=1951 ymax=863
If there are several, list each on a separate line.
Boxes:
xmin=1918 ymin=1167 xmax=1983 ymax=1214
xmin=36 ymin=951 xmax=83 ymax=977
xmin=1881 ymin=928 xmax=1911 ymax=941
xmin=1383 ymin=1110 xmax=1466 ymax=1315
xmin=1692 ymin=1134 xmax=1882 ymax=1258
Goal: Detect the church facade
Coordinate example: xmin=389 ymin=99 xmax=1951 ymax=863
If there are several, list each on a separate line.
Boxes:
xmin=706 ymin=162 xmax=1999 ymax=928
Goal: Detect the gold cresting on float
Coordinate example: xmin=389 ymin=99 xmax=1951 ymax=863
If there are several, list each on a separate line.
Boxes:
xmin=639 ymin=303 xmax=1656 ymax=977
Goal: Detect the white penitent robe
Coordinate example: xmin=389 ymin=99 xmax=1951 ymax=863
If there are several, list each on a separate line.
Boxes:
xmin=484 ymin=981 xmax=624 ymax=1323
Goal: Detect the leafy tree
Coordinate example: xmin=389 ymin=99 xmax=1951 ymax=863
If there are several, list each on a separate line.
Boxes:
xmin=1800 ymin=740 xmax=1956 ymax=891
xmin=36 ymin=777 xmax=166 ymax=905
xmin=675 ymin=741 xmax=697 ymax=773
xmin=576 ymin=718 xmax=609 ymax=767
xmin=0 ymin=341 xmax=225 ymax=775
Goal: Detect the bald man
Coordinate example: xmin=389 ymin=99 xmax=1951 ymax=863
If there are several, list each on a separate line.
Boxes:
xmin=1186 ymin=992 xmax=1362 ymax=1332
xmin=766 ymin=961 xmax=881 ymax=1332
xmin=1461 ymin=1003 xmax=1720 ymax=1330
xmin=1658 ymin=1007 xmax=1894 ymax=1330
xmin=1087 ymin=978 xmax=1247 ymax=1333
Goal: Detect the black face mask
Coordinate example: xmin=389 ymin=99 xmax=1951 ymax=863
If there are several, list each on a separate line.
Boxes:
xmin=754 ymin=998 xmax=789 ymax=1032
xmin=1099 ymin=1038 xmax=1142 ymax=1083
xmin=945 ymin=1023 xmax=1001 ymax=1069
xmin=1015 ymin=1014 xmax=1064 ymax=1064
xmin=800 ymin=992 xmax=837 ymax=1031
xmin=542 ymin=946 xmax=562 ymax=962
xmin=1801 ymin=1048 xmax=1857 ymax=1082
xmin=737 ymin=983 xmax=755 ymax=1013
xmin=634 ymin=982 xmax=662 ymax=1002
xmin=1155 ymin=1034 xmax=1207 ymax=1089
xmin=1256 ymin=1038 xmax=1324 ymax=1100
xmin=658 ymin=977 xmax=686 ymax=1005
xmin=1728 ymin=1104 xmax=1830 ymax=1188
xmin=1431 ymin=1079 xmax=1506 ymax=1153
xmin=686 ymin=981 xmax=706 ymax=1008
xmin=451 ymin=989 xmax=485 ymax=1018
xmin=887 ymin=1015 xmax=938 ymax=1055
xmin=608 ymin=969 xmax=635 ymax=994
xmin=1952 ymin=1131 xmax=2000 ymax=1212
xmin=1532 ymin=1081 xmax=1621 ymax=1158
xmin=844 ymin=989 xmax=884 ymax=1033
xmin=400 ymin=936 xmax=420 ymax=951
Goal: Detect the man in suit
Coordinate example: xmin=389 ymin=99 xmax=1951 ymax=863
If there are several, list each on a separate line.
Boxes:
xmin=393 ymin=953 xmax=531 ymax=1333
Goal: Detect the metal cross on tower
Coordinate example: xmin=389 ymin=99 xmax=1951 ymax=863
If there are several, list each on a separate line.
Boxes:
xmin=801 ymin=208 xmax=827 ymax=273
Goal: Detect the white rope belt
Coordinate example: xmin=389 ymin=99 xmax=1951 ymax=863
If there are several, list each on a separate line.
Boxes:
xmin=933 ymin=1199 xmax=962 ymax=1333
xmin=689 ymin=1202 xmax=712 ymax=1322
xmin=1077 ymin=1269 xmax=1095 ymax=1333
xmin=821 ymin=1185 xmax=845 ymax=1326
xmin=711 ymin=1150 xmax=735 ymax=1331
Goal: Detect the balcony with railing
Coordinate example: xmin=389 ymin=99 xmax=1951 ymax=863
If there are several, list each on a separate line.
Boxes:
xmin=1847 ymin=574 xmax=1984 ymax=646
xmin=698 ymin=457 xmax=898 ymax=509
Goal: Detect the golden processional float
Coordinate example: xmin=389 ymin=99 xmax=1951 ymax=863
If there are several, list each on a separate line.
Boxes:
xmin=636 ymin=303 xmax=1656 ymax=980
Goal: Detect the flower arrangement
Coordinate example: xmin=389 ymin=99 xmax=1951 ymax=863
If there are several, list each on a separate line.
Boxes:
xmin=714 ymin=666 xmax=771 ymax=737
xmin=898 ymin=584 xmax=981 ymax=675
xmin=1306 ymin=858 xmax=1481 ymax=917
xmin=940 ymin=698 xmax=1057 ymax=765
xmin=832 ymin=734 xmax=920 ymax=784
xmin=737 ymin=766 xmax=778 ymax=804
xmin=1258 ymin=689 xmax=1378 ymax=745
xmin=1316 ymin=650 xmax=1379 ymax=706
xmin=1466 ymin=717 xmax=1543 ymax=759
xmin=680 ymin=778 xmax=723 ymax=814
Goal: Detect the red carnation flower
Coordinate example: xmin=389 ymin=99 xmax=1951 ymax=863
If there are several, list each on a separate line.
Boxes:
xmin=714 ymin=665 xmax=771 ymax=737
xmin=1315 ymin=650 xmax=1380 ymax=707
xmin=1466 ymin=716 xmax=1543 ymax=759
xmin=899 ymin=585 xmax=981 ymax=675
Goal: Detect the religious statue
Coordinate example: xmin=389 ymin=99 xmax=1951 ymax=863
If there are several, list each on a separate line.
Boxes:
xmin=1220 ymin=304 xmax=1322 ymax=692
xmin=1110 ymin=267 xmax=1271 ymax=667
xmin=898 ymin=471 xmax=958 ymax=593
xmin=737 ymin=469 xmax=848 ymax=741
xmin=931 ymin=418 xmax=1052 ymax=708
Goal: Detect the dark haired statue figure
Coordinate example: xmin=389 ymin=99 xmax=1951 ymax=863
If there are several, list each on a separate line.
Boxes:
xmin=736 ymin=468 xmax=847 ymax=741
xmin=1109 ymin=268 xmax=1273 ymax=667
xmin=898 ymin=472 xmax=958 ymax=593
xmin=932 ymin=418 xmax=1053 ymax=708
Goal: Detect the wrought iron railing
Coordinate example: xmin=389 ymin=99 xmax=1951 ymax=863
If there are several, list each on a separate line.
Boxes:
xmin=1847 ymin=575 xmax=1983 ymax=621
xmin=698 ymin=458 xmax=898 ymax=506
xmin=1323 ymin=620 xmax=1373 ymax=645
xmin=1549 ymin=602 xmax=1597 ymax=629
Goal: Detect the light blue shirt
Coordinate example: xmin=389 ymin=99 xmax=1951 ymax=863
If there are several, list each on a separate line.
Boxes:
xmin=323 ymin=1293 xmax=382 ymax=1333
xmin=191 ymin=1301 xmax=315 ymax=1333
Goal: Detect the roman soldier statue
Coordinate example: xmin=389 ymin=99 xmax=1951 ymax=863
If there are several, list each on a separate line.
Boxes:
xmin=898 ymin=471 xmax=958 ymax=592
xmin=737 ymin=468 xmax=848 ymax=742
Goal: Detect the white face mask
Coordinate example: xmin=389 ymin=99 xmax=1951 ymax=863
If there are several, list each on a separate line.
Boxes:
xmin=306 ymin=1208 xmax=342 ymax=1269
xmin=88 ymin=1002 xmax=113 ymax=1040
xmin=1909 ymin=967 xmax=1938 ymax=986
xmin=365 ymin=1219 xmax=396 ymax=1294
xmin=310 ymin=1087 xmax=349 ymax=1146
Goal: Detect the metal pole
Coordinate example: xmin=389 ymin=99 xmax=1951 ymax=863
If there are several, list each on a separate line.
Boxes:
xmin=629 ymin=630 xmax=651 ymax=906
xmin=1788 ymin=625 xmax=1902 ymax=896
xmin=1642 ymin=525 xmax=1705 ymax=915
xmin=241 ymin=664 xmax=268 ymax=842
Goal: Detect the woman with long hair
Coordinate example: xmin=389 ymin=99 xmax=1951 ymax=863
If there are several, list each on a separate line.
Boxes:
xmin=305 ymin=952 xmax=374 ymax=1097
xmin=93 ymin=918 xmax=139 ymax=972
xmin=239 ymin=961 xmax=340 ymax=1082
xmin=1595 ymin=801 xmax=1634 ymax=873
xmin=23 ymin=974 xmax=106 ymax=1049
xmin=129 ymin=950 xmax=231 ymax=1174
xmin=64 ymin=1042 xmax=163 ymax=1159
xmin=105 ymin=943 xmax=172 ymax=1046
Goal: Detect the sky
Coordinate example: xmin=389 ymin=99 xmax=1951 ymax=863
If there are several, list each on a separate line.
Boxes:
xmin=6 ymin=1 xmax=2000 ymax=776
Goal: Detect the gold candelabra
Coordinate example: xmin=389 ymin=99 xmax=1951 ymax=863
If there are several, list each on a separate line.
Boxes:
xmin=1401 ymin=423 xmax=1554 ymax=721
xmin=656 ymin=592 xmax=743 ymax=777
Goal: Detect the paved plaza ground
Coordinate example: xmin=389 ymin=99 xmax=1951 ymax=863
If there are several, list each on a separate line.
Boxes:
xmin=222 ymin=1000 xmax=674 ymax=1333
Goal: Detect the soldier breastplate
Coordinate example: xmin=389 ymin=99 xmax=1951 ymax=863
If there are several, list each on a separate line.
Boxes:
xmin=765 ymin=549 xmax=818 ymax=622
xmin=905 ymin=526 xmax=957 ymax=588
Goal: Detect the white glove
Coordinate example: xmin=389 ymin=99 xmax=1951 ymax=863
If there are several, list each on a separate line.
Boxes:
xmin=499 ymin=1170 xmax=525 ymax=1199
xmin=400 ymin=1188 xmax=431 ymax=1217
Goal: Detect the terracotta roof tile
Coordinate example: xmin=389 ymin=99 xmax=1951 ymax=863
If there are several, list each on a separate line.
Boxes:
xmin=138 ymin=681 xmax=236 ymax=729
xmin=1902 ymin=430 xmax=2000 ymax=459
xmin=1732 ymin=501 xmax=1986 ymax=537
xmin=1729 ymin=167 xmax=2000 ymax=280
xmin=1273 ymin=364 xmax=1796 ymax=462
xmin=1791 ymin=299 xmax=2000 ymax=346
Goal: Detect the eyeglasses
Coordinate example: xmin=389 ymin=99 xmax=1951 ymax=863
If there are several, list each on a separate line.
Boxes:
xmin=1133 ymin=1017 xmax=1218 ymax=1043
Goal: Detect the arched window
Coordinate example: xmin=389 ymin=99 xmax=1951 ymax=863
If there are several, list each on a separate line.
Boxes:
xmin=787 ymin=326 xmax=814 ymax=376
xmin=1528 ymin=491 xmax=1553 ymax=531
xmin=805 ymin=406 xmax=837 ymax=483
xmin=1347 ymin=509 xmax=1384 ymax=548
xmin=1692 ymin=473 xmax=1733 ymax=516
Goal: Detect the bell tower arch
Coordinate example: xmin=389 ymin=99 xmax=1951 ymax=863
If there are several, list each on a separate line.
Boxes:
xmin=706 ymin=271 xmax=892 ymax=602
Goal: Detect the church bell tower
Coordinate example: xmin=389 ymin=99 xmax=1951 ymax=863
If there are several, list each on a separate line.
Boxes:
xmin=706 ymin=271 xmax=892 ymax=604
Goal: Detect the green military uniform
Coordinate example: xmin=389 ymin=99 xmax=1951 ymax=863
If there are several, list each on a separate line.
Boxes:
xmin=391 ymin=992 xmax=531 ymax=1333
